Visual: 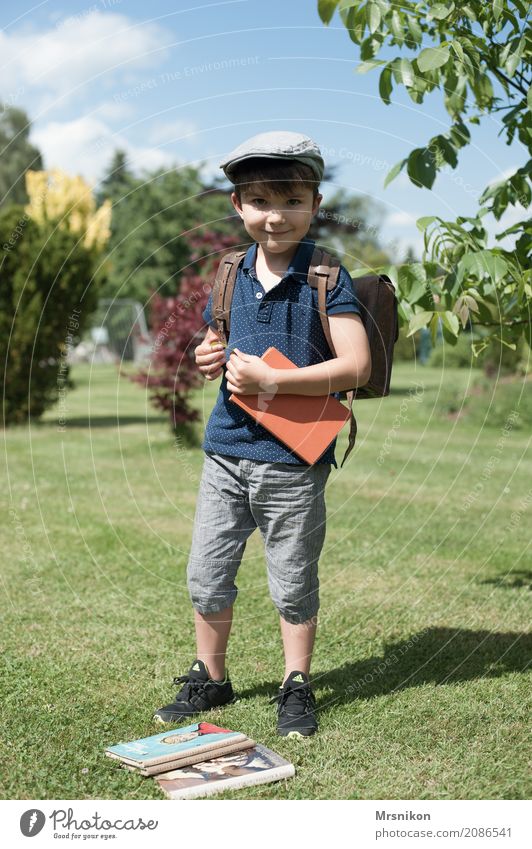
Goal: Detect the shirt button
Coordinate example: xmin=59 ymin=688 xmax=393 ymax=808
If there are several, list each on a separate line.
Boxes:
xmin=256 ymin=292 xmax=263 ymax=299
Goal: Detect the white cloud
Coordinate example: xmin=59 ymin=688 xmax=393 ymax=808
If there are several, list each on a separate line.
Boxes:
xmin=32 ymin=115 xmax=178 ymax=184
xmin=0 ymin=11 xmax=171 ymax=112
xmin=93 ymin=99 xmax=136 ymax=122
xmin=147 ymin=119 xmax=199 ymax=146
xmin=386 ymin=210 xmax=419 ymax=227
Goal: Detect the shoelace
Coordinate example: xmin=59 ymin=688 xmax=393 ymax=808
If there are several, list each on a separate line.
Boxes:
xmin=172 ymin=675 xmax=208 ymax=703
xmin=270 ymin=685 xmax=315 ymax=713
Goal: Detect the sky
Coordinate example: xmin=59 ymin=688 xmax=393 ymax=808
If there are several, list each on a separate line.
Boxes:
xmin=0 ymin=0 xmax=524 ymax=260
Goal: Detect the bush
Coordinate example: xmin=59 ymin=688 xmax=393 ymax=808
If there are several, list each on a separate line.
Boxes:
xmin=0 ymin=204 xmax=104 ymax=425
xmin=129 ymin=232 xmax=241 ymax=430
xmin=393 ymin=326 xmax=421 ymax=361
xmin=428 ymin=331 xmax=482 ymax=369
xmin=436 ymin=373 xmax=532 ymax=429
xmin=477 ymin=335 xmax=531 ymax=377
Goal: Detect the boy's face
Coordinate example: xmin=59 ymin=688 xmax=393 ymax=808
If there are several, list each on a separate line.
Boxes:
xmin=231 ymin=183 xmax=322 ymax=254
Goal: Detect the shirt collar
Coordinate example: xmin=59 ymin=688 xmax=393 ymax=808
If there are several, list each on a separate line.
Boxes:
xmin=242 ymin=236 xmax=315 ymax=283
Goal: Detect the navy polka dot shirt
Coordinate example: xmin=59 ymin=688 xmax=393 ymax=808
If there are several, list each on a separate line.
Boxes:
xmin=202 ymin=236 xmax=361 ymax=468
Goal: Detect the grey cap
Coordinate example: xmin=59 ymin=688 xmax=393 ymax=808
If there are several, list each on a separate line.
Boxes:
xmin=220 ymin=131 xmax=324 ymax=183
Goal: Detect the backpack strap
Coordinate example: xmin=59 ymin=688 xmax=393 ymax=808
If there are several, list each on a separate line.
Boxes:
xmin=211 ymin=250 xmax=247 ymax=345
xmin=307 ymin=245 xmax=357 ymax=469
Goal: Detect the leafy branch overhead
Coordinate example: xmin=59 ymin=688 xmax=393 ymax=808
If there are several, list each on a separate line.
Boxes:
xmin=318 ymin=0 xmax=531 ymax=357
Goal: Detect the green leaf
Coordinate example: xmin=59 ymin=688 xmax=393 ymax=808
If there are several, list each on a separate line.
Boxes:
xmin=493 ymin=0 xmax=504 ymax=20
xmin=407 ymin=147 xmax=437 ymax=189
xmin=398 ymin=264 xmax=428 ymax=303
xmin=399 ymin=57 xmax=415 ymax=88
xmin=457 ymin=250 xmax=509 ymax=284
xmin=366 ymin=1 xmax=381 ymax=34
xmin=417 ymin=46 xmax=450 ymax=73
xmin=379 ymin=65 xmax=393 ymax=104
xmin=390 ymin=10 xmax=403 ymax=43
xmin=360 ymin=34 xmax=382 ymax=60
xmin=405 ymin=15 xmax=422 ymax=47
xmin=407 ymin=310 xmax=433 ymax=336
xmin=449 ymin=121 xmax=470 ymax=149
xmin=317 ymin=0 xmax=340 ymax=24
xmin=472 ymin=73 xmax=494 ymax=109
xmin=527 ymin=85 xmax=532 ymax=113
xmin=416 ymin=215 xmax=437 ymax=232
xmin=506 ymin=39 xmax=525 ymax=77
xmin=429 ymin=313 xmax=440 ymax=346
xmin=428 ymin=2 xmax=455 ymax=20
xmin=451 ymin=40 xmax=464 ymax=62
xmin=341 ymin=4 xmax=366 ymax=45
xmin=383 ymin=157 xmax=407 ymax=188
xmin=440 ymin=310 xmax=459 ymax=336
xmin=355 ymin=59 xmax=386 ymax=74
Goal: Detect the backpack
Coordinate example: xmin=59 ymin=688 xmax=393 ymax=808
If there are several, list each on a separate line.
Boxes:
xmin=211 ymin=245 xmax=399 ymax=467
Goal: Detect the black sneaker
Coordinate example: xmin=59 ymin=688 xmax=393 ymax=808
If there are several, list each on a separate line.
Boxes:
xmin=271 ymin=671 xmax=318 ymax=737
xmin=153 ymin=659 xmax=236 ymax=724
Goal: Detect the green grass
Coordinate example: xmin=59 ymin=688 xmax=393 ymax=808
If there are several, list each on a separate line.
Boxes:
xmin=1 ymin=362 xmax=530 ymax=800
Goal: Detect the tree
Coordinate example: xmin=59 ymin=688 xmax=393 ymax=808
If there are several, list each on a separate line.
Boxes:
xmin=308 ymin=187 xmax=393 ymax=268
xmin=96 ymin=152 xmax=241 ymax=302
xmin=128 ymin=231 xmax=241 ymax=432
xmin=317 ymin=1 xmax=531 ymax=362
xmin=0 ymin=171 xmax=111 ymax=425
xmin=0 ymin=106 xmax=43 ymax=210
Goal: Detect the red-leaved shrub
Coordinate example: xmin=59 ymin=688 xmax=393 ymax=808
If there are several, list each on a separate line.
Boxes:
xmin=129 ymin=232 xmax=242 ymax=429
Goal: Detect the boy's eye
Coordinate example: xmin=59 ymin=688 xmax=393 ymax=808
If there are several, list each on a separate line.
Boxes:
xmin=249 ymin=198 xmax=301 ymax=207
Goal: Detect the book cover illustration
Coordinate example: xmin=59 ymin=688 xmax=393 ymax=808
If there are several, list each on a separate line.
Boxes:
xmin=106 ymin=722 xmax=246 ymax=768
xmin=155 ymin=744 xmax=295 ymax=800
xmin=229 ymin=346 xmax=350 ymax=465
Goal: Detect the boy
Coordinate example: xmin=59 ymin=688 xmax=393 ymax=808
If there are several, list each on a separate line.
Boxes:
xmin=154 ymin=131 xmax=371 ymax=737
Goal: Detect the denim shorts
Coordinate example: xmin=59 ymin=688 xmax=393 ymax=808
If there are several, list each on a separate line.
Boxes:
xmin=187 ymin=452 xmax=332 ymax=625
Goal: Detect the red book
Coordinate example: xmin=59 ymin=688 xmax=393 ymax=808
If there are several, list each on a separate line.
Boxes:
xmin=228 ymin=346 xmax=350 ymax=465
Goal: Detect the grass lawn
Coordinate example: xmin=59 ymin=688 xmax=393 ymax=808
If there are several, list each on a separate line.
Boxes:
xmin=1 ymin=361 xmax=530 ymax=800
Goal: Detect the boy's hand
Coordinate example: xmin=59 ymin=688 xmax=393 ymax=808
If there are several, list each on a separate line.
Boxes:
xmin=226 ymin=348 xmax=277 ymax=395
xmin=195 ymin=338 xmax=226 ymax=381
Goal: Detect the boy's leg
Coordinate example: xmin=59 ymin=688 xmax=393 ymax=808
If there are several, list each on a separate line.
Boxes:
xmin=194 ymin=606 xmax=233 ymax=681
xmin=250 ymin=460 xmax=330 ymax=632
xmin=250 ymin=460 xmax=330 ymax=736
xmin=279 ymin=613 xmax=317 ymax=683
xmin=153 ymin=453 xmax=256 ymax=723
xmin=187 ymin=453 xmax=256 ymax=670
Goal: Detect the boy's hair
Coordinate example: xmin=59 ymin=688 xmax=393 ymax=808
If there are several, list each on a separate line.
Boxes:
xmin=231 ymin=157 xmax=320 ymax=202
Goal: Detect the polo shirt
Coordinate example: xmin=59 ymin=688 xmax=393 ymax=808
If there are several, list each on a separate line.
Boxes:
xmin=201 ymin=236 xmax=361 ymax=468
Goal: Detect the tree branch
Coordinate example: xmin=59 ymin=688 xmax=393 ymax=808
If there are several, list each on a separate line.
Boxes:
xmin=490 ymin=66 xmax=528 ymax=97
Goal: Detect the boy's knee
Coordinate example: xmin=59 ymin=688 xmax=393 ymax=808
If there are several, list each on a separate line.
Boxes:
xmin=187 ymin=559 xmax=237 ymax=614
xmin=271 ymin=583 xmax=319 ymax=625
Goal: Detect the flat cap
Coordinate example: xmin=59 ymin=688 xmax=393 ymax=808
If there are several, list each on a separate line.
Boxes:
xmin=220 ymin=131 xmax=324 ymax=183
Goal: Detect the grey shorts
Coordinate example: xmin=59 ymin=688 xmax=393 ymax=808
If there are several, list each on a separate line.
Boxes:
xmin=187 ymin=452 xmax=331 ymax=625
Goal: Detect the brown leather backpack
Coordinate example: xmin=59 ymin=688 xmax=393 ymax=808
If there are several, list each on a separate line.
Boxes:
xmin=211 ymin=245 xmax=398 ymax=467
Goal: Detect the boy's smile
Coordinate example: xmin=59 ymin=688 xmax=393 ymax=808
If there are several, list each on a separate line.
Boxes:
xmin=231 ymin=184 xmax=322 ymax=263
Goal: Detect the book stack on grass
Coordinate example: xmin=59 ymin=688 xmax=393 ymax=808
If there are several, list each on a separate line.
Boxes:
xmin=105 ymin=722 xmax=294 ymax=799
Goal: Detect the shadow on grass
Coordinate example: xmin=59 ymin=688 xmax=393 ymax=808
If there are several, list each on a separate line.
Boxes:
xmin=479 ymin=570 xmax=532 ymax=591
xmin=53 ymin=415 xmax=169 ymax=428
xmin=236 ymin=627 xmax=532 ymax=712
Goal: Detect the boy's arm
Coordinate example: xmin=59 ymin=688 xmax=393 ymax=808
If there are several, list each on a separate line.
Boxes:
xmin=271 ymin=313 xmax=371 ymax=395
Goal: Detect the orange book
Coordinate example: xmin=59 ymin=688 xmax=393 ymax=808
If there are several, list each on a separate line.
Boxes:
xmin=228 ymin=347 xmax=350 ymax=465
